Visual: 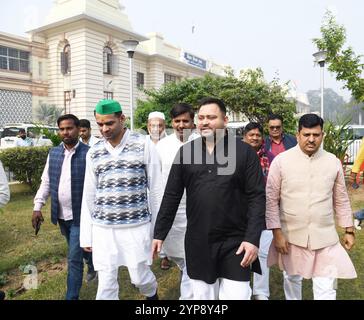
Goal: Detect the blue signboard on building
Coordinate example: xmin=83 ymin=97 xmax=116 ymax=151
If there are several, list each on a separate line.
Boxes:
xmin=184 ymin=52 xmax=207 ymax=70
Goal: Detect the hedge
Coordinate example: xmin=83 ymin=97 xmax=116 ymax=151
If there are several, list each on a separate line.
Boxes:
xmin=0 ymin=146 xmax=50 ymax=193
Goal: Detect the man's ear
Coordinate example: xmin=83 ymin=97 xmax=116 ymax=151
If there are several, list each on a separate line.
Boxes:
xmin=120 ymin=114 xmax=126 ymax=123
xmin=224 ymin=115 xmax=229 ymax=126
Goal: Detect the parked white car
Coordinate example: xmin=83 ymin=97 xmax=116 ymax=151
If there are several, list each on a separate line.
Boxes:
xmin=0 ymin=123 xmax=58 ymax=149
xmin=344 ymin=125 xmax=364 ymax=164
xmin=226 ymin=121 xmax=250 ymax=138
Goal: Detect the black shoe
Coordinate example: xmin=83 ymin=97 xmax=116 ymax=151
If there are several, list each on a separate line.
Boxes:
xmin=146 ymin=292 xmax=159 ymax=300
xmin=86 ymin=270 xmax=98 ymax=283
xmin=0 ymin=291 xmax=5 ymax=300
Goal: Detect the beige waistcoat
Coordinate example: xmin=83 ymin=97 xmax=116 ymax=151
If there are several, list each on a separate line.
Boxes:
xmin=278 ymin=146 xmax=340 ymax=250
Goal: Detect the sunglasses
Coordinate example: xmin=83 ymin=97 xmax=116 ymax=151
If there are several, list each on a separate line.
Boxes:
xmin=269 ymin=126 xmax=282 ymax=130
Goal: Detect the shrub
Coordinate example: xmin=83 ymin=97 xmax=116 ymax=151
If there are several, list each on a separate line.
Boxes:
xmin=32 ymin=125 xmax=62 ymax=147
xmin=324 ymin=117 xmax=353 ymax=163
xmin=0 ymin=147 xmax=50 ymax=193
xmin=41 ymin=128 xmax=62 ymax=147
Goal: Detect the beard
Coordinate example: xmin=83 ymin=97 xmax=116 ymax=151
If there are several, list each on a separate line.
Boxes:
xmin=63 ymin=137 xmax=79 ymax=146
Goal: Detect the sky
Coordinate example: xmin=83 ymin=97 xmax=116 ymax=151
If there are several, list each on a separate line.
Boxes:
xmin=0 ymin=0 xmax=363 ymax=102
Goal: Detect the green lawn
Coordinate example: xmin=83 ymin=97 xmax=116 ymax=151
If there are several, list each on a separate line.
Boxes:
xmin=0 ymin=184 xmax=363 ymax=300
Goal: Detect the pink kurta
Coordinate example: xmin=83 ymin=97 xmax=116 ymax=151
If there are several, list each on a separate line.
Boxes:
xmin=266 ymin=149 xmax=357 ymax=279
xmin=267 ymin=242 xmax=356 ymax=279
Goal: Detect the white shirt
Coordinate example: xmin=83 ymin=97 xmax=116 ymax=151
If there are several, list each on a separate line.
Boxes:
xmin=0 ymin=161 xmax=10 ymax=208
xmin=80 ymin=135 xmax=100 ymax=148
xmin=33 ymin=143 xmax=80 ymax=221
xmin=15 ymin=137 xmax=33 ymax=147
xmin=146 ymin=131 xmax=167 ymax=145
xmin=80 ymin=129 xmax=164 ymax=248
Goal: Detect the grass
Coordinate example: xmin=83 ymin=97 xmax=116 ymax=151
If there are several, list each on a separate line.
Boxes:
xmin=0 ymin=184 xmax=66 ymax=273
xmin=0 ymin=183 xmax=363 ymax=300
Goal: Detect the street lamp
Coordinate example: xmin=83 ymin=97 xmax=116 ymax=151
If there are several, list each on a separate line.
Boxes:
xmin=123 ymin=39 xmax=139 ymax=131
xmin=313 ymin=50 xmax=327 ymax=119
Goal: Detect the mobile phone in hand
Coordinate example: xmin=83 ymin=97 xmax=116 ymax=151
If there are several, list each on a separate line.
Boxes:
xmin=35 ymin=219 xmax=42 ymax=235
xmin=352 ymin=182 xmax=359 ymax=190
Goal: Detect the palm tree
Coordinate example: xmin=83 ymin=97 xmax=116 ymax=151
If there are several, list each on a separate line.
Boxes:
xmin=35 ymin=104 xmax=63 ymax=126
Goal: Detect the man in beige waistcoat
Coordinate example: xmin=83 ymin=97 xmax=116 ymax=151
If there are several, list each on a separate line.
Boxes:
xmin=266 ymin=113 xmax=356 ymax=300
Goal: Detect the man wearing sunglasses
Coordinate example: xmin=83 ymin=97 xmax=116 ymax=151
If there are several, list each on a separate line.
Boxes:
xmin=264 ymin=114 xmax=297 ymax=156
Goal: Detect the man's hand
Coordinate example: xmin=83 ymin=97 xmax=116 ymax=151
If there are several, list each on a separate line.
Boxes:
xmin=32 ymin=211 xmax=44 ymax=229
xmin=236 ymin=242 xmax=258 ymax=268
xmin=83 ymin=247 xmax=93 ymax=253
xmin=273 ymin=229 xmax=289 ymax=255
xmin=151 ymin=240 xmax=163 ymax=260
xmin=343 ymin=231 xmax=355 ymax=251
xmin=349 ymin=172 xmax=356 ymax=185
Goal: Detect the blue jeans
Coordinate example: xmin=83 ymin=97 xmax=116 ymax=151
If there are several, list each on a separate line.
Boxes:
xmin=58 ymin=219 xmax=84 ymax=300
xmin=354 ymin=209 xmax=364 ymax=221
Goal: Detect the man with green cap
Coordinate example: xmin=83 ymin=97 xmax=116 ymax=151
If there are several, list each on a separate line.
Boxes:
xmin=80 ymin=99 xmax=163 ymax=300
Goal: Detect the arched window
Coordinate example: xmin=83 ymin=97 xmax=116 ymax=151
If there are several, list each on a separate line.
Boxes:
xmin=61 ymin=44 xmax=71 ymax=75
xmin=103 ymin=46 xmax=113 ymax=75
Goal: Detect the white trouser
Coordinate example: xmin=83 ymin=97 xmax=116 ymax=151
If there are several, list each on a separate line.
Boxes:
xmin=159 ymin=249 xmax=167 ymax=259
xmin=283 ymin=272 xmax=337 ymax=300
xmin=96 ymin=263 xmax=157 ymax=300
xmin=191 ymin=278 xmax=252 ymax=300
xmin=253 ymin=230 xmax=273 ymax=298
xmin=170 ymin=257 xmax=193 ymax=300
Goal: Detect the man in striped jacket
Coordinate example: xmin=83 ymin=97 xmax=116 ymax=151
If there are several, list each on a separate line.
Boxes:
xmin=80 ymin=100 xmax=163 ymax=300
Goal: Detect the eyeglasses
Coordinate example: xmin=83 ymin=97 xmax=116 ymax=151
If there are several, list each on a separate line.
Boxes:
xmin=269 ymin=126 xmax=282 ymax=130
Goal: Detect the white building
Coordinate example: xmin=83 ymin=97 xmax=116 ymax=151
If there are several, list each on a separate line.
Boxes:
xmin=0 ymin=0 xmax=226 ymax=128
xmin=286 ymin=81 xmax=311 ymax=117
xmin=0 ymin=31 xmax=48 ymax=125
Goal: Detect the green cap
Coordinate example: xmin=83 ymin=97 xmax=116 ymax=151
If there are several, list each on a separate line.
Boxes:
xmin=95 ymin=99 xmax=122 ymax=115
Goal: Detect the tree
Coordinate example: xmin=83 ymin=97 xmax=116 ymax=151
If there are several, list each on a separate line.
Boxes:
xmin=35 ymin=104 xmax=63 ymax=126
xmin=135 ymin=69 xmax=297 ymax=133
xmin=307 ymin=88 xmax=346 ymax=123
xmin=313 ymin=10 xmax=364 ymax=102
xmin=344 ymin=97 xmax=364 ymax=124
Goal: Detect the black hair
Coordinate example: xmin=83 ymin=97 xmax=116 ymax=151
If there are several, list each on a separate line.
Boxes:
xmin=79 ymin=119 xmax=91 ymax=129
xmin=170 ymin=103 xmax=195 ymax=120
xmin=198 ymin=97 xmax=227 ymax=115
xmin=57 ymin=114 xmax=80 ymax=127
xmin=19 ymin=128 xmax=26 ymax=134
xmin=268 ymin=114 xmax=283 ymax=122
xmin=93 ymin=111 xmax=123 ymax=118
xmin=298 ymin=113 xmax=324 ymax=131
xmin=244 ymin=122 xmax=264 ymax=135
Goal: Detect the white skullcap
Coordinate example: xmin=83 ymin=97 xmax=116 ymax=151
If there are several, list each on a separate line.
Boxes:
xmin=148 ymin=111 xmax=165 ymax=121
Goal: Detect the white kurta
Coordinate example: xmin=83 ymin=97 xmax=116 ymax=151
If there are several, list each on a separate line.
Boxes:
xmin=80 ymin=130 xmax=163 ymax=270
xmin=156 ymin=133 xmax=197 ymax=259
xmin=15 ymin=137 xmax=33 ymax=147
xmin=0 ymin=161 xmax=10 ymax=208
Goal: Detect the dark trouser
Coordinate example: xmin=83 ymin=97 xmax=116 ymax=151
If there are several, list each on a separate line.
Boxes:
xmin=58 ymin=219 xmax=84 ymax=300
xmin=83 ymin=251 xmax=95 ymax=273
xmin=354 ymin=209 xmax=364 ymax=220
